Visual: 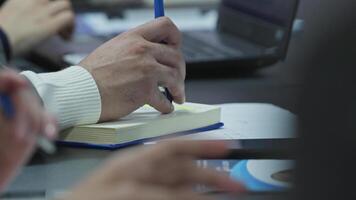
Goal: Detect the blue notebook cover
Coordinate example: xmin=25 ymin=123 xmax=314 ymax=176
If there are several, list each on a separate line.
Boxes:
xmin=56 ymin=122 xmax=224 ymax=150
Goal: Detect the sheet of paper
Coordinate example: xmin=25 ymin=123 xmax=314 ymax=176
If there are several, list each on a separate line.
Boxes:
xmin=179 ymin=103 xmax=297 ymax=140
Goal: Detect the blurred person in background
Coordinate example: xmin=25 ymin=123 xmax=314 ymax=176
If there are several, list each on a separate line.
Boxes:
xmin=0 ymin=0 xmax=75 ymax=60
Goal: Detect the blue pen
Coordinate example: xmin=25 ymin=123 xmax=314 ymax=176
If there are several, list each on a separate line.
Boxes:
xmin=0 ymin=92 xmax=56 ymax=154
xmin=154 ymin=0 xmax=174 ymax=103
xmin=154 ymin=0 xmax=165 ymax=18
xmin=0 ymin=94 xmax=15 ymax=118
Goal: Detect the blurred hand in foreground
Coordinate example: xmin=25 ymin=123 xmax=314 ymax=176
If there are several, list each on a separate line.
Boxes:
xmin=65 ymin=141 xmax=245 ymax=200
xmin=0 ymin=69 xmax=57 ymax=192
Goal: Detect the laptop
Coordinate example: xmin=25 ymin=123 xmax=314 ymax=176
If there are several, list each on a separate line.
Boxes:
xmin=32 ymin=0 xmax=299 ymax=72
xmin=180 ymin=0 xmax=300 ymax=70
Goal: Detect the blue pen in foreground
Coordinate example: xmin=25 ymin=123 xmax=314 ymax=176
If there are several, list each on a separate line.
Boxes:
xmin=154 ymin=0 xmax=174 ymax=103
xmin=0 ymin=93 xmax=56 ymax=155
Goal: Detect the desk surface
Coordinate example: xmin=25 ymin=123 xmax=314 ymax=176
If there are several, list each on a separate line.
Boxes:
xmin=7 ymin=41 xmax=303 ymax=200
xmin=6 ymin=0 xmax=322 ymax=199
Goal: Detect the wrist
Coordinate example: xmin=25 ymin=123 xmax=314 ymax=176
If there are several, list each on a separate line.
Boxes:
xmin=21 ymin=66 xmax=102 ymax=130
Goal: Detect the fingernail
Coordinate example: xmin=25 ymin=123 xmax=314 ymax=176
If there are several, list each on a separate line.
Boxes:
xmin=44 ymin=124 xmax=57 ymax=140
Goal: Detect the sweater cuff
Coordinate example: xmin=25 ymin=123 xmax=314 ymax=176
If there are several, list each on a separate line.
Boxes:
xmin=21 ymin=66 xmax=102 ymax=130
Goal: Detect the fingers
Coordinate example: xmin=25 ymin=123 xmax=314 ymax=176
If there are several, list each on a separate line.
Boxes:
xmin=144 ymin=141 xmax=244 ymax=192
xmin=46 ymin=0 xmax=71 ymax=16
xmin=144 ymin=41 xmax=186 ymax=104
xmin=156 ymin=65 xmax=185 ymax=104
xmin=142 ymin=151 xmax=244 ymax=193
xmin=170 ymin=164 xmax=245 ymax=193
xmin=148 ymin=62 xmax=185 ymax=111
xmin=8 ymin=86 xmax=57 ymax=140
xmin=150 ymin=42 xmax=186 ymax=80
xmin=0 ymin=70 xmax=27 ymax=92
xmin=43 ymin=0 xmax=74 ymax=35
xmin=20 ymin=90 xmax=58 ymax=139
xmin=48 ymin=10 xmax=74 ymax=33
xmin=121 ymin=183 xmax=214 ymax=200
xmin=148 ymin=87 xmax=174 ymax=114
xmin=135 ymin=17 xmax=182 ymax=47
xmin=41 ymin=112 xmax=58 ymax=140
xmin=187 ymin=167 xmax=246 ymax=193
xmin=11 ymin=91 xmax=33 ymax=139
xmin=14 ymin=89 xmax=42 ymax=138
xmin=159 ymin=141 xmax=230 ymax=159
xmin=46 ymin=0 xmax=74 ymax=39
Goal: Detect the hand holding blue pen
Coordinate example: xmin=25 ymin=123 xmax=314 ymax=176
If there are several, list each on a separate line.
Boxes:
xmin=154 ymin=0 xmax=174 ymax=103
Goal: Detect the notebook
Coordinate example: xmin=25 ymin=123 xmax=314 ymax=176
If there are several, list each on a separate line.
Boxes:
xmin=58 ymin=103 xmax=223 ymax=149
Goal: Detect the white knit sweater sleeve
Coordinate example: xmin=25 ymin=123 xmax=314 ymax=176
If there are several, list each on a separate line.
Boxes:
xmin=21 ymin=66 xmax=102 ymax=130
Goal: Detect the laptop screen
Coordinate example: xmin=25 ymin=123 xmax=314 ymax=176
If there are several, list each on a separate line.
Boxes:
xmin=218 ymin=0 xmax=299 ymax=57
xmin=223 ymin=0 xmax=297 ymax=27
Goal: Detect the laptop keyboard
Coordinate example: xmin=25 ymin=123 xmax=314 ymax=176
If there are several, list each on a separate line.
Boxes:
xmin=70 ymin=32 xmax=245 ymax=64
xmin=182 ymin=33 xmax=244 ymax=62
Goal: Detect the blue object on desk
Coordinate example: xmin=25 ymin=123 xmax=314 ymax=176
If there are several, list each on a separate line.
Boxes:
xmin=0 ymin=94 xmax=15 ymax=119
xmin=230 ymin=160 xmax=287 ymax=192
xmin=154 ymin=0 xmax=173 ymax=102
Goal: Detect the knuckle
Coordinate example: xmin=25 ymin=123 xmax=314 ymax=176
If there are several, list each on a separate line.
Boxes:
xmin=157 ymin=17 xmax=181 ymax=45
xmin=140 ymin=59 xmax=157 ymax=76
xmin=160 ymin=17 xmax=180 ymax=33
xmin=158 ymin=16 xmax=174 ymax=27
xmin=131 ymin=40 xmax=151 ymax=55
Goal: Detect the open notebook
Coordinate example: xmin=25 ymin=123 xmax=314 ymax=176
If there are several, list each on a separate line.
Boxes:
xmin=58 ymin=103 xmax=223 ymax=149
